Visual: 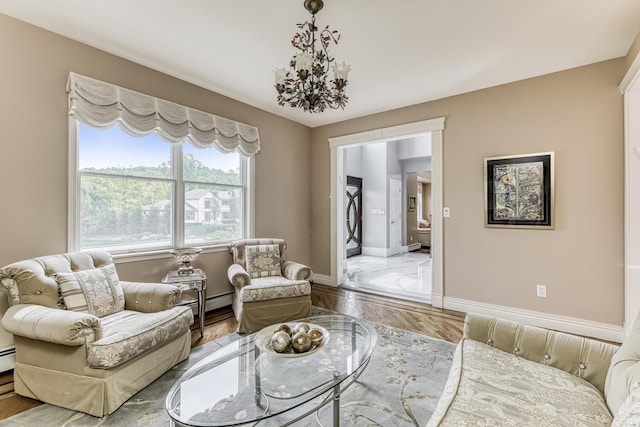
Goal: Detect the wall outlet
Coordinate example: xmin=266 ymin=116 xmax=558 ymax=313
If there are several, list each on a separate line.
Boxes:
xmin=443 ymin=207 xmax=451 ymax=217
xmin=536 ymin=284 xmax=547 ymax=298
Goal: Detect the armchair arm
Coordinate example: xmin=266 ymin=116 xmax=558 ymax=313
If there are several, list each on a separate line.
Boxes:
xmin=282 ymin=260 xmax=312 ymax=281
xmin=228 ymin=263 xmax=250 ymax=288
xmin=120 ymin=281 xmax=181 ymax=313
xmin=463 ymin=313 xmax=619 ymax=394
xmin=2 ymin=304 xmax=102 ymax=346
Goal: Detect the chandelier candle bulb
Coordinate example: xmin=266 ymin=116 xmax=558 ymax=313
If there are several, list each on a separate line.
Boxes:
xmin=295 ymin=52 xmax=313 ymax=74
xmin=332 ymin=61 xmax=351 ymax=81
xmin=274 ymin=68 xmax=287 ymax=86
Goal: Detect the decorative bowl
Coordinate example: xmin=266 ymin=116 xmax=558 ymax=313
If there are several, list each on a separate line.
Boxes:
xmin=170 ymin=248 xmax=202 ymax=275
xmin=255 ymin=323 xmax=329 ymax=358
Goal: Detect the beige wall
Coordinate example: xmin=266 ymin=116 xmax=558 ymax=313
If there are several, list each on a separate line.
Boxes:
xmin=311 ymin=59 xmax=625 ymax=325
xmin=0 ymin=14 xmax=311 ymax=298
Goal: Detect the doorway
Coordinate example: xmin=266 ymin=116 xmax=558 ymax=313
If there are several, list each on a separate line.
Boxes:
xmin=329 ymin=118 xmax=446 ymax=307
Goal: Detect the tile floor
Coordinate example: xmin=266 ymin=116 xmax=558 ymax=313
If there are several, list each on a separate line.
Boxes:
xmin=342 ymin=251 xmax=432 ymax=303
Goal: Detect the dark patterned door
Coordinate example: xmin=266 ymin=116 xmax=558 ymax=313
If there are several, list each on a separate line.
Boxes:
xmin=346 ymin=176 xmax=362 ymax=258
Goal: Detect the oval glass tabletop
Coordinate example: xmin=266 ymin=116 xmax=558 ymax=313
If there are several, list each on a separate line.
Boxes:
xmin=165 ymin=314 xmax=378 ymax=426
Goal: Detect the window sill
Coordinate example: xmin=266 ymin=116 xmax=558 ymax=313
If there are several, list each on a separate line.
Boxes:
xmin=112 ymin=244 xmax=230 ymax=264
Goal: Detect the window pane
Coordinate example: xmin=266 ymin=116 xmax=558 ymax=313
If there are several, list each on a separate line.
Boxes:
xmin=183 ymin=143 xmax=241 ymax=184
xmin=80 ymin=175 xmax=172 ymax=250
xmin=184 ymin=184 xmax=241 ymax=245
xmin=79 ymin=123 xmax=171 ymax=179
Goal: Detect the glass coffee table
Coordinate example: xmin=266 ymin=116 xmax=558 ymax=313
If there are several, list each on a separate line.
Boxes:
xmin=166 ymin=314 xmax=378 ymax=426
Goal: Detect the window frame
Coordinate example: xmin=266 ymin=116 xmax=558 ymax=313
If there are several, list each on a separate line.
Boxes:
xmin=68 ymin=118 xmax=255 ymax=260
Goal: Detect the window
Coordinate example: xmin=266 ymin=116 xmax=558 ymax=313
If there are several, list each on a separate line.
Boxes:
xmin=72 ymin=123 xmax=252 ymax=253
xmin=67 ymin=72 xmax=259 ymax=255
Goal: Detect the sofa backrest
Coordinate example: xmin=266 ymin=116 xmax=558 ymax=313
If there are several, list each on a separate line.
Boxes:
xmin=605 ymin=311 xmax=640 ymax=414
xmin=464 ymin=313 xmax=619 ymax=395
xmin=0 ymin=250 xmax=113 ymax=309
xmin=228 ymin=238 xmax=287 ymax=270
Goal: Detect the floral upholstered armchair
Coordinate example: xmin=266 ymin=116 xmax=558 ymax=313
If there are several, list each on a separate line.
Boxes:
xmin=0 ymin=250 xmax=193 ymax=417
xmin=227 ymin=238 xmax=312 ymax=333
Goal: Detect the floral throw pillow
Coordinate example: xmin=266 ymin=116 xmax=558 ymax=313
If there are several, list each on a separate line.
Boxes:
xmin=613 ymin=381 xmax=640 ymax=427
xmin=56 ymin=264 xmax=125 ymax=318
xmin=0 ymin=268 xmax=35 ymax=306
xmin=245 ymin=244 xmax=282 ymax=279
xmin=0 ymin=277 xmax=20 ymax=306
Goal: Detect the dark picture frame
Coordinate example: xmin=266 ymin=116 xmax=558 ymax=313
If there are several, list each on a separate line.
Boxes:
xmin=408 ymin=195 xmax=416 ymax=212
xmin=484 ymin=152 xmax=554 ymax=229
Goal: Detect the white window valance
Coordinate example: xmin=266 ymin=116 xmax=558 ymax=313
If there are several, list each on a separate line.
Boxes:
xmin=67 ymin=72 xmax=260 ymax=156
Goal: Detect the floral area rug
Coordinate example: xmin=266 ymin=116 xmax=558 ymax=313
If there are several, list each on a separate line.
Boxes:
xmin=1 ymin=310 xmax=455 ymax=427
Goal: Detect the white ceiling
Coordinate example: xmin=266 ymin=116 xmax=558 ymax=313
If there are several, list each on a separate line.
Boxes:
xmin=2 ymin=1 xmax=640 ymax=128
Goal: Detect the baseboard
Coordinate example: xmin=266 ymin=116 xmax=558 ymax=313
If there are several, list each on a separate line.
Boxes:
xmin=311 ymin=274 xmax=337 ymax=286
xmin=0 ymin=347 xmax=16 ymax=373
xmin=362 ymin=247 xmax=409 ymax=257
xmin=444 ymin=297 xmax=625 ymax=343
xmin=361 ymin=247 xmax=388 ymax=257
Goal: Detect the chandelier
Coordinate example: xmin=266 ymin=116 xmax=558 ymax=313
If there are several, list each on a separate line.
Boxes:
xmin=274 ymin=0 xmax=351 ymax=113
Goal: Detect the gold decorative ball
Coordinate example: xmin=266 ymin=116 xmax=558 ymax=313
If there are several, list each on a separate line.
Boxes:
xmin=274 ymin=323 xmax=292 ymax=336
xmin=271 ymin=330 xmax=291 ymax=353
xmin=291 ymin=331 xmax=312 ymax=353
xmin=307 ymin=328 xmax=324 ymax=346
xmin=292 ymin=322 xmax=310 ymax=335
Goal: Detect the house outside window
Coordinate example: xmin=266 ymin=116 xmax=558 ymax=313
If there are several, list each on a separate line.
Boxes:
xmin=185 ymin=209 xmax=197 ymax=222
xmin=73 ymin=123 xmax=252 ymax=253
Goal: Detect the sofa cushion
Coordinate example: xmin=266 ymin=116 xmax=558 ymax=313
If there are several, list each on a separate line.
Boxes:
xmin=245 ymin=244 xmax=282 ymax=278
xmin=57 ymin=264 xmax=124 ymax=318
xmin=427 ymin=339 xmax=613 ymax=427
xmin=87 ymin=306 xmax=193 ymax=369
xmin=613 ymin=382 xmax=640 ymax=427
xmin=239 ymin=276 xmax=310 ymax=303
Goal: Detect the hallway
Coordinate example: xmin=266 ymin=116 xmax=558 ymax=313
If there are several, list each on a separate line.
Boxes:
xmin=342 ymin=251 xmax=432 ymax=303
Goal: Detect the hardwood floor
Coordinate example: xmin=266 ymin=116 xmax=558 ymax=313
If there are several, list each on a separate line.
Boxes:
xmin=0 ymin=284 xmax=464 ymax=420
xmin=311 ymin=284 xmax=464 ymax=343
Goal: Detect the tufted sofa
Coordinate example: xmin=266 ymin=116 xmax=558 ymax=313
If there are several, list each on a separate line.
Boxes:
xmin=0 ymin=250 xmax=194 ymax=417
xmin=427 ymin=313 xmax=640 ymax=426
xmin=227 ymin=238 xmax=312 ymax=333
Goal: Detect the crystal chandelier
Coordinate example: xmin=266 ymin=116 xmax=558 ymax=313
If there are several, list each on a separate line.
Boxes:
xmin=274 ymin=0 xmax=351 ymax=113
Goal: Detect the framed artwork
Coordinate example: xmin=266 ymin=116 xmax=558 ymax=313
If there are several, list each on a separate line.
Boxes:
xmin=484 ymin=152 xmax=554 ymax=229
xmin=408 ymin=195 xmax=416 ymax=212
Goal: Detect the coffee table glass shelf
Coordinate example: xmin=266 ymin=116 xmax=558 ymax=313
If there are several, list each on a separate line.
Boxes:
xmin=165 ymin=314 xmax=377 ymax=427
